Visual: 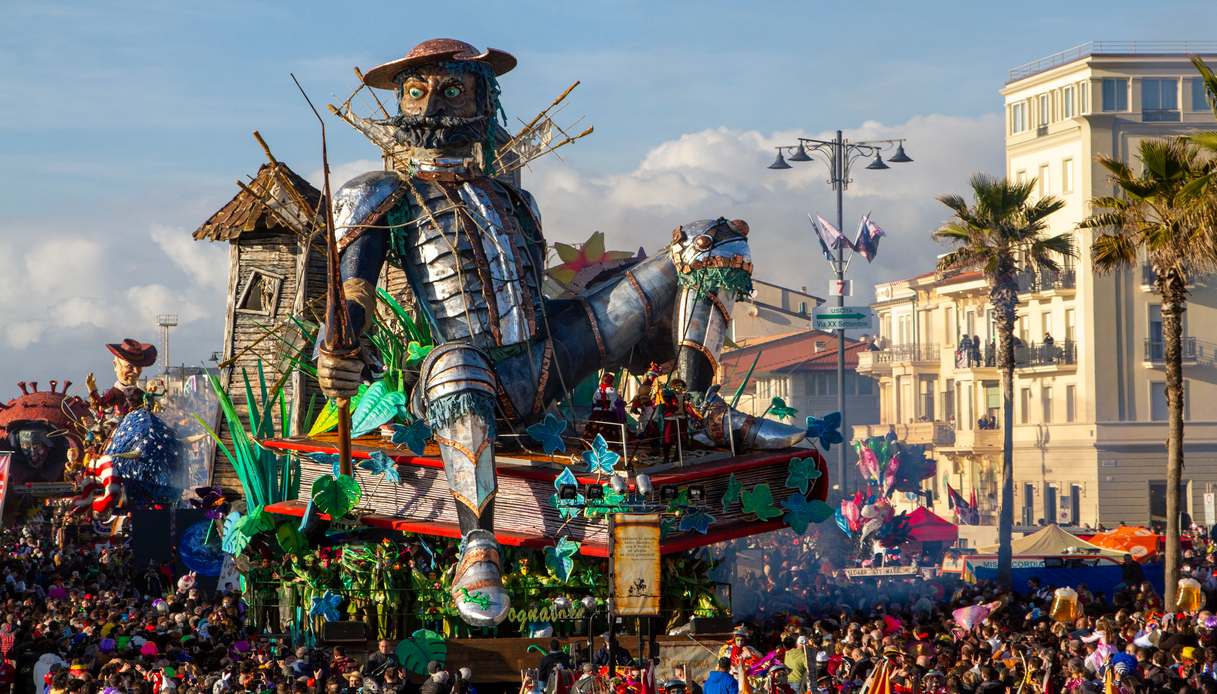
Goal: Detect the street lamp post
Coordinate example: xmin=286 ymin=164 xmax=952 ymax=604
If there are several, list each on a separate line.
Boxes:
xmin=768 ymin=132 xmax=912 ymax=494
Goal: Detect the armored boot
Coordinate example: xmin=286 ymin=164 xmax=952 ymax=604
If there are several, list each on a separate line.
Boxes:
xmin=414 ymin=343 xmax=510 ymax=626
xmin=694 ymin=387 xmax=807 ymax=450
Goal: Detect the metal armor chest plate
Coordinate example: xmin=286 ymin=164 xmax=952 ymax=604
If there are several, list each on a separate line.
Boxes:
xmin=390 ymin=177 xmax=543 ymax=349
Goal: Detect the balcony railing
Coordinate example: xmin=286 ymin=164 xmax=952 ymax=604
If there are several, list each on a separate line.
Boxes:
xmin=863 ymin=344 xmax=940 ymax=367
xmin=1142 ymin=109 xmax=1181 ymax=122
xmin=1014 ymin=340 xmax=1077 ymax=368
xmin=1144 ymin=337 xmax=1198 ymax=362
xmin=1017 ymin=268 xmax=1076 ymax=293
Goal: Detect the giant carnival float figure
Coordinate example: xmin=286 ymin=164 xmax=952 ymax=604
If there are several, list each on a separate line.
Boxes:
xmin=316 ymin=39 xmax=807 ymax=626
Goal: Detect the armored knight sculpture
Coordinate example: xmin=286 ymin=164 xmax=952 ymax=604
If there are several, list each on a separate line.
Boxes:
xmin=317 ymin=38 xmax=806 ymax=626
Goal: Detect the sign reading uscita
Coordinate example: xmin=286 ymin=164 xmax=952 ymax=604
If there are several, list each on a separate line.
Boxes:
xmin=610 ymin=513 xmax=661 ymax=616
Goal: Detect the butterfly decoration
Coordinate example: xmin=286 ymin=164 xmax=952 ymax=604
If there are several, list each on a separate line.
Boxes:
xmin=526 ymin=413 xmax=568 ymax=455
xmin=766 ymin=396 xmax=799 ymax=420
xmin=404 ymin=341 xmax=434 ymax=368
xmin=784 ymin=457 xmax=822 ymax=495
xmin=805 ymin=412 xmax=844 ymax=451
xmin=581 ymin=434 xmax=620 ymax=475
xmin=358 ymin=451 xmax=402 ymax=485
xmin=189 ymin=486 xmax=226 ymax=520
xmin=740 ymin=483 xmax=783 ymax=521
xmin=544 ymin=536 xmax=581 ymax=582
xmin=721 ymin=473 xmax=743 ymax=511
xmin=309 ymin=591 xmax=344 ymax=622
xmin=782 ymin=494 xmax=834 ymax=534
xmin=390 ymin=420 xmax=432 ymax=455
xmin=550 ymin=467 xmax=584 ymax=520
xmin=678 ymin=509 xmax=716 ymax=535
xmin=308 ymin=452 xmax=342 ymax=478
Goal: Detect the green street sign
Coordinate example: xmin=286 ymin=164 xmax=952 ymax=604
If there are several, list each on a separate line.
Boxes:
xmin=812 ymin=306 xmax=873 ymax=331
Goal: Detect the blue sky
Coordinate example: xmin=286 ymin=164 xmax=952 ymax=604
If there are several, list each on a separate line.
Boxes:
xmin=1 ymin=0 xmax=1213 ymax=390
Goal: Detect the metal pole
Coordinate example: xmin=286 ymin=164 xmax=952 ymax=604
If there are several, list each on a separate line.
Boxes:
xmin=607 ymin=513 xmax=618 ymax=679
xmin=834 ymin=130 xmax=848 ymax=494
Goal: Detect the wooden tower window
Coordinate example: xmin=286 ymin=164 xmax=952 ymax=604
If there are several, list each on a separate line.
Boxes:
xmin=236 ymin=268 xmax=284 ymax=316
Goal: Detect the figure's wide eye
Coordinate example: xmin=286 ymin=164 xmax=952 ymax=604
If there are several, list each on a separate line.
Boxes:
xmin=444 ymin=85 xmax=463 ymax=98
xmin=407 ymin=87 xmax=425 ymax=99
xmin=693 ymin=235 xmax=713 ymax=251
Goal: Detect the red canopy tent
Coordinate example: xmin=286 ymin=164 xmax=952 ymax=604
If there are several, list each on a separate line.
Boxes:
xmin=907 ymin=506 xmax=959 ymax=544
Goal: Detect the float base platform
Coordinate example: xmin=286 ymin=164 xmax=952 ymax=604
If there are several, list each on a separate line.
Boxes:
xmin=262 ymin=433 xmax=828 ymax=556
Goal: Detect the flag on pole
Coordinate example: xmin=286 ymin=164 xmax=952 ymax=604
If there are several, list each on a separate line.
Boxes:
xmin=946 ymin=483 xmax=979 ymax=525
xmin=853 ymin=214 xmax=887 ymax=262
xmin=815 ymin=214 xmax=853 ymax=253
xmin=807 ymin=215 xmax=834 ymax=262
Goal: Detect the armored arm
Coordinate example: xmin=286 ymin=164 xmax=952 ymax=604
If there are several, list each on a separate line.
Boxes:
xmin=338 ymin=229 xmax=388 ymax=336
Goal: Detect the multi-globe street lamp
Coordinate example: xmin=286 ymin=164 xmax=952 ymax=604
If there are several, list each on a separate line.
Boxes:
xmin=767 ymin=131 xmax=912 ymax=493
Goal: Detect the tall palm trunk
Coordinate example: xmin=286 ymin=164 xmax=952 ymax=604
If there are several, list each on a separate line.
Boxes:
xmin=1161 ymin=270 xmax=1187 ymax=608
xmin=993 ymin=274 xmax=1018 ymax=588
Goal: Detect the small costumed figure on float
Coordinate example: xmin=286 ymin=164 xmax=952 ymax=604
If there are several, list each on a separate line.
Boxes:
xmin=584 ymin=373 xmax=625 ymax=442
xmin=628 ymin=363 xmax=662 ymax=443
xmin=658 ymin=378 xmax=701 ymax=464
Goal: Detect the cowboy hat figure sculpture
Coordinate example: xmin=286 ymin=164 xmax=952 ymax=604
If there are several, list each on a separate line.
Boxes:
xmin=318 ymin=38 xmax=807 ymax=627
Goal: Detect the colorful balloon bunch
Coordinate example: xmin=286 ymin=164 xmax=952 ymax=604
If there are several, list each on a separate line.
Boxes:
xmin=853 ymin=436 xmax=937 ymax=498
xmin=835 ymin=493 xmax=911 ymax=548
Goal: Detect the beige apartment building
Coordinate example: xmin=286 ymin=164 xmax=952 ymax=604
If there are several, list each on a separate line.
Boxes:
xmin=857 ymin=42 xmax=1217 ymax=532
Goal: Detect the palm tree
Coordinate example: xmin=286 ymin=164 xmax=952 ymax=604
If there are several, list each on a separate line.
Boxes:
xmin=934 ymin=174 xmax=1070 ymax=587
xmin=1080 ymin=138 xmax=1217 ymax=607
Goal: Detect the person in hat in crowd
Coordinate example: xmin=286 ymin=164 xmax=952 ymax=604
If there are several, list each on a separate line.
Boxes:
xmin=593 ymin=634 xmax=631 ymax=669
xmin=421 ymin=660 xmax=451 ymax=694
xmin=86 ymin=338 xmax=158 ymax=418
xmin=571 ymin=662 xmax=600 ymax=694
xmin=717 ymin=626 xmax=761 ymax=671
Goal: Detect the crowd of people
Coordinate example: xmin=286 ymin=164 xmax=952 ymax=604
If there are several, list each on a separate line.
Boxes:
xmin=9 ymin=500 xmax=1217 ymax=694
xmin=0 ymin=508 xmax=481 ymax=694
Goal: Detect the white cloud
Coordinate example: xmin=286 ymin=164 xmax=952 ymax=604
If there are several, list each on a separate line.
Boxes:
xmin=151 ymin=224 xmax=228 ymax=289
xmin=524 ymin=113 xmax=1004 ymax=300
xmin=308 ymin=159 xmax=382 ymax=191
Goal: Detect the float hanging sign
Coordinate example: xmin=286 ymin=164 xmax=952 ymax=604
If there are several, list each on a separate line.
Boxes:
xmin=0 ymin=453 xmax=12 ymax=520
xmin=611 ymin=513 xmax=661 ymax=615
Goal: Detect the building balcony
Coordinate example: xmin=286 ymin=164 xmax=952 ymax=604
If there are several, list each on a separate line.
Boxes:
xmin=1015 ymin=340 xmax=1077 ymax=370
xmin=854 ymin=421 xmax=955 ymax=447
xmin=948 ymin=427 xmax=1003 ymax=452
xmin=1143 ymin=337 xmax=1198 ymax=365
xmin=857 ymin=344 xmax=940 ymax=375
xmin=1017 ymin=268 xmax=1076 ymax=295
xmin=1142 ymin=109 xmax=1181 ymax=122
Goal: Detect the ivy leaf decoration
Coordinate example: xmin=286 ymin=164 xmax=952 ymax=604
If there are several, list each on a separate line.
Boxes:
xmin=309 ymin=591 xmax=343 ymax=622
xmin=308 ymin=452 xmax=342 ymax=478
xmin=390 ymin=420 xmax=432 ymax=455
xmin=551 ymin=467 xmax=584 ymax=520
xmin=660 ymin=517 xmax=679 ymax=539
xmin=782 ymin=495 xmax=835 ymax=534
xmin=359 ymin=451 xmax=402 ymax=485
xmin=740 ymin=483 xmax=783 ymax=521
xmin=584 ymin=484 xmax=626 ymax=517
xmin=666 ymin=488 xmax=691 ymax=513
xmin=396 ymin=629 xmax=447 ymax=676
xmin=526 ymin=413 xmax=568 ymax=455
xmin=721 ymin=473 xmax=743 ymax=511
xmin=768 ymin=396 xmax=799 ymax=420
xmin=404 ymin=341 xmax=435 ymax=368
xmin=311 ymin=474 xmax=363 ymax=518
xmin=784 ymin=456 xmax=823 ymax=495
xmin=582 ymin=434 xmax=621 ymax=474
xmin=805 ymin=412 xmax=844 ymax=451
xmin=544 ymin=536 xmax=582 ymax=582
xmin=678 ymin=509 xmax=717 ymax=535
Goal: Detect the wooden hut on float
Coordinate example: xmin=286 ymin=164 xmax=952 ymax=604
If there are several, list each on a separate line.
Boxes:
xmin=193 ymin=162 xmax=416 ymax=492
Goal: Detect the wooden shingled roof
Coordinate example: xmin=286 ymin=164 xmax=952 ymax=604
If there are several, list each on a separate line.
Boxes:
xmin=193 ymin=163 xmax=322 ymax=242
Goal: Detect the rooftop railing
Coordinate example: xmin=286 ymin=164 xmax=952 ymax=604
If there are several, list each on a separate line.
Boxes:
xmin=1008 ymin=41 xmax=1217 ymax=83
